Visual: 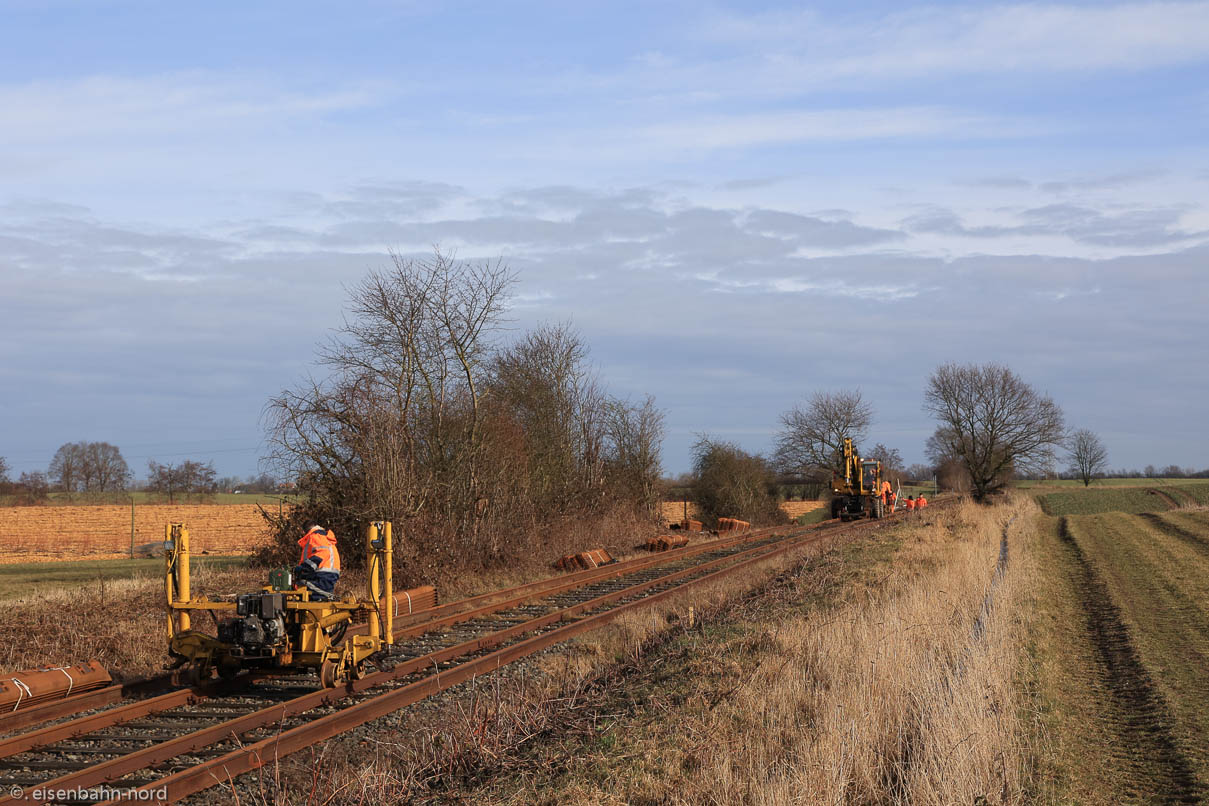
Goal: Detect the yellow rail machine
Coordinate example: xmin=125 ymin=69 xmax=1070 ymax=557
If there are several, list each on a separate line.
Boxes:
xmin=829 ymin=437 xmax=885 ymax=521
xmin=165 ymin=521 xmax=395 ymax=687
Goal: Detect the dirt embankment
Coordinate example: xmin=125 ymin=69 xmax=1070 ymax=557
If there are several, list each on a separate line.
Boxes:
xmin=0 ymin=504 xmax=277 ymax=562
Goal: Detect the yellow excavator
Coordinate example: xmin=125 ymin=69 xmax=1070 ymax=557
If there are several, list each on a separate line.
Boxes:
xmin=830 ymin=437 xmax=884 ymax=521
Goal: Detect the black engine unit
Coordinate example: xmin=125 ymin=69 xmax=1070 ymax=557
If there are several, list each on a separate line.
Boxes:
xmin=218 ymin=593 xmax=287 ymax=655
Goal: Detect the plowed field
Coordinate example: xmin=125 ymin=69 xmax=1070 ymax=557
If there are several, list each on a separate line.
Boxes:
xmin=0 ymin=503 xmax=278 ymax=562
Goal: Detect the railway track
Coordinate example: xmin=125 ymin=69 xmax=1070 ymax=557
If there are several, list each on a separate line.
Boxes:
xmin=0 ymin=522 xmax=794 ymax=741
xmin=0 ymin=513 xmax=910 ymax=805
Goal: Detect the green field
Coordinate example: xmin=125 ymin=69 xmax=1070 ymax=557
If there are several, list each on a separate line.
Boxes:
xmin=1036 ymin=482 xmax=1209 ymax=516
xmin=1014 ymin=477 xmax=1204 ymax=490
xmin=0 ymin=555 xmax=250 ymax=601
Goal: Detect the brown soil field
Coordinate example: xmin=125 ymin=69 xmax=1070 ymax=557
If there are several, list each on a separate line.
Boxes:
xmin=0 ymin=503 xmax=277 ymax=562
xmin=779 ymin=499 xmax=825 ymax=519
xmin=660 ymin=500 xmax=824 ymax=524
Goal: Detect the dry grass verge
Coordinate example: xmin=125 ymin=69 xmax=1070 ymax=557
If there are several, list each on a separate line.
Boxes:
xmin=244 ymin=497 xmax=1036 ymax=805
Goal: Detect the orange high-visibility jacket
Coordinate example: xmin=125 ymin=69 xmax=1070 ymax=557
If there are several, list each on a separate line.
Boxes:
xmin=905 ymin=498 xmax=916 ymax=511
xmin=917 ymin=496 xmax=928 ymax=508
xmin=298 ymin=526 xmax=341 ymax=573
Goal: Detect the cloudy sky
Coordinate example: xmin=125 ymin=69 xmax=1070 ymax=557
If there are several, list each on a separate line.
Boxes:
xmin=3 ymin=0 xmax=1208 ymax=479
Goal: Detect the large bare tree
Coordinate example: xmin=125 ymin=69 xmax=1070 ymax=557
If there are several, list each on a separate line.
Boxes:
xmin=1067 ymin=428 xmax=1108 ymax=487
xmin=48 ymin=441 xmax=130 ymax=494
xmin=774 ymin=389 xmax=873 ymax=473
xmin=266 ymin=250 xmax=668 ymax=576
xmin=268 ymin=249 xmax=514 ymax=559
xmin=488 ymin=322 xmax=606 ymax=512
xmin=923 ymin=362 xmax=1065 ymax=499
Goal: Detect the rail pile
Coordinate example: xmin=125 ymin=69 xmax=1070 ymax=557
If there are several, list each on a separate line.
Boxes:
xmin=0 ymin=507 xmax=933 ymax=804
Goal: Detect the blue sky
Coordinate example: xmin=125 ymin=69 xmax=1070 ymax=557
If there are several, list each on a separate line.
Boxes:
xmin=2 ymin=1 xmax=1208 ymax=479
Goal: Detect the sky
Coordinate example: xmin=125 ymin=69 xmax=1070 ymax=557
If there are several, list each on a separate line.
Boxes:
xmin=2 ymin=0 xmax=1208 ymax=480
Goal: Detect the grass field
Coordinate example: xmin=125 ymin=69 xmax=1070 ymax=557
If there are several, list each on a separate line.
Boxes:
xmin=0 ymin=555 xmax=250 ymax=601
xmin=1027 ymin=509 xmax=1209 ymax=802
xmin=1037 ymin=487 xmax=1176 ymax=515
xmin=1014 ymin=477 xmax=1206 ymax=490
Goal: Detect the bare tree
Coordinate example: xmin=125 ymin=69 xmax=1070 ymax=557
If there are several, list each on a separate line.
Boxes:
xmin=0 ymin=456 xmax=9 ymax=486
xmin=267 ymin=249 xmax=515 ymax=567
xmin=923 ymin=362 xmax=1065 ymax=500
xmin=13 ymin=471 xmax=49 ymax=504
xmin=774 ymin=390 xmax=873 ymax=474
xmin=489 ymin=323 xmax=606 ymax=512
xmin=147 ymin=459 xmax=218 ymax=503
xmin=867 ymin=443 xmax=903 ymax=481
xmin=603 ymin=396 xmax=666 ymax=516
xmin=692 ymin=437 xmax=780 ymax=526
xmin=1066 ymin=429 xmax=1108 ymax=487
xmin=49 ymin=441 xmax=130 ymax=494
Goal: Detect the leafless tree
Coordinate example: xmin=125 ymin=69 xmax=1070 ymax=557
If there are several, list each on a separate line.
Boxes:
xmin=147 ymin=459 xmax=218 ymax=503
xmin=773 ymin=389 xmax=873 ymax=474
xmin=488 ymin=323 xmax=607 ymax=512
xmin=692 ymin=437 xmax=779 ymax=526
xmin=49 ymin=441 xmax=130 ymax=494
xmin=12 ymin=472 xmax=49 ymax=504
xmin=267 ymin=249 xmax=516 ymax=567
xmin=603 ymin=396 xmax=666 ymax=517
xmin=923 ymin=362 xmax=1065 ymax=500
xmin=1067 ymin=429 xmax=1108 ymax=487
xmin=867 ymin=443 xmax=903 ymax=481
xmin=0 ymin=456 xmax=9 ymax=486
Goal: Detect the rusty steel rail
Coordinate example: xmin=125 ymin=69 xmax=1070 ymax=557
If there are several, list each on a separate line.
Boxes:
xmin=0 ymin=506 xmax=940 ymax=805
xmin=0 ymin=525 xmax=789 ymax=749
xmin=0 ymin=521 xmax=846 ymax=804
xmin=120 ymin=518 xmax=878 ymax=804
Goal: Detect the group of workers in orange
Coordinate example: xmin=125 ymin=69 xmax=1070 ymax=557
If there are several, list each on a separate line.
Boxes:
xmin=879 ymin=481 xmax=927 ymax=514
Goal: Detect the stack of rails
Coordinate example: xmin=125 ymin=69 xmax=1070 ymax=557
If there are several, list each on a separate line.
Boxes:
xmin=0 ymin=662 xmax=111 ymax=713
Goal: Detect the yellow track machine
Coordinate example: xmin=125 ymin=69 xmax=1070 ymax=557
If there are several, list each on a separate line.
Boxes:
xmin=164 ymin=522 xmax=395 ymax=687
xmin=830 ymin=437 xmax=885 ymax=521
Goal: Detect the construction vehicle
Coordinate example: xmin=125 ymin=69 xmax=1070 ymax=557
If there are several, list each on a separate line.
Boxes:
xmin=829 ymin=437 xmax=885 ymax=521
xmin=164 ymin=521 xmax=395 ymax=687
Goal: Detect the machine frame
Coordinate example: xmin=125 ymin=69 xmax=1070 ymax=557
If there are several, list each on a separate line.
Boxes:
xmin=164 ymin=521 xmax=395 ymax=687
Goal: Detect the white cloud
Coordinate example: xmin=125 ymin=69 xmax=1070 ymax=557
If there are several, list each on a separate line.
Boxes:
xmin=698 ymin=2 xmax=1209 ymax=81
xmin=0 ymin=73 xmax=383 ymax=145
xmin=637 ymin=106 xmax=1030 ymax=150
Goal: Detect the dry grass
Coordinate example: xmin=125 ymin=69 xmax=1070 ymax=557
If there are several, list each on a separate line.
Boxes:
xmin=247 ymin=498 xmax=1040 ymax=806
xmin=0 ymin=562 xmax=267 ymax=677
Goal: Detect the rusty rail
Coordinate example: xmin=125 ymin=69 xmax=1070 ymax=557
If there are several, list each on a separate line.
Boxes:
xmin=0 ymin=504 xmax=942 ymax=804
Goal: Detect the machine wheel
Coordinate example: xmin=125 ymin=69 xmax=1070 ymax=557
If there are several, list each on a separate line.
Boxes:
xmin=830 ymin=499 xmax=842 ymax=519
xmin=217 ymin=658 xmax=241 ymax=680
xmin=319 ymin=659 xmax=340 ymax=688
xmin=871 ymin=499 xmax=883 ymax=519
xmin=185 ymin=662 xmax=212 ymax=687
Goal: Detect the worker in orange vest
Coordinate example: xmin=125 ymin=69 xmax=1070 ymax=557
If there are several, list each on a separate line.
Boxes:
xmin=917 ymin=494 xmax=928 ymax=509
xmin=880 ymin=480 xmax=892 ymax=511
xmin=294 ymin=522 xmax=341 ymax=601
xmin=905 ymin=496 xmax=916 ymax=512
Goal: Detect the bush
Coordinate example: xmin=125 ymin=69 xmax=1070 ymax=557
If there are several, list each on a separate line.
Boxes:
xmin=691 ymin=437 xmax=780 ymax=527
